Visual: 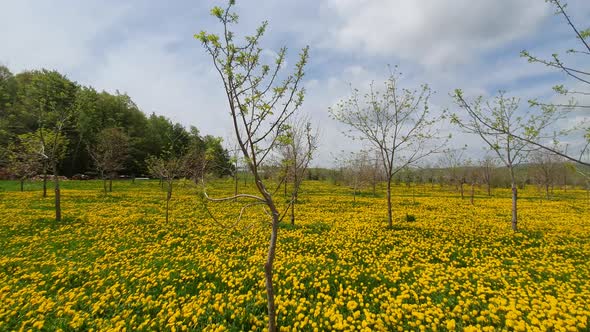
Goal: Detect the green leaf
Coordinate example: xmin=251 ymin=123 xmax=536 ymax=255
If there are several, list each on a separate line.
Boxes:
xmin=210 ymin=6 xmax=224 ymax=18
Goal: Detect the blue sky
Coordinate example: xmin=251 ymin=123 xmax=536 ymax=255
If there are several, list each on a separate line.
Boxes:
xmin=1 ymin=0 xmax=588 ymax=166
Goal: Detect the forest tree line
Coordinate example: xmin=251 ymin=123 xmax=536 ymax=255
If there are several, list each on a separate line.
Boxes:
xmin=0 ymin=65 xmax=233 ymax=180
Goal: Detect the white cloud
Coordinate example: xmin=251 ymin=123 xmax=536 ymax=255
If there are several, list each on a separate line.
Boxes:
xmin=321 ymin=0 xmax=550 ymax=67
xmin=0 ymin=1 xmax=132 ymax=73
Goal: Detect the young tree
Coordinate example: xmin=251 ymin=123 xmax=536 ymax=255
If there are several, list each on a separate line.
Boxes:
xmin=277 ymin=116 xmax=318 ymax=225
xmin=6 ymin=133 xmax=42 ymax=191
xmin=369 ymin=149 xmax=383 ymax=196
xmin=31 ymin=129 xmax=69 ymax=199
xmin=478 ymin=155 xmax=497 ymax=196
xmin=203 ymin=135 xmax=233 ymax=177
xmin=438 ymin=148 xmax=467 ymax=198
xmin=39 ymin=126 xmax=71 ymax=223
xmin=339 ymin=150 xmax=374 ymax=204
xmin=148 ymin=123 xmax=201 ymax=222
xmin=401 ymin=166 xmax=414 ymax=188
xmin=182 ymin=129 xmax=208 ymax=185
xmin=559 ymin=159 xmax=577 ymax=191
xmin=330 ymin=68 xmax=446 ymax=227
xmin=20 ymin=70 xmax=77 ymax=221
xmin=452 ymin=90 xmax=557 ymax=231
xmin=419 ymin=163 xmax=438 ymax=190
xmin=222 ymin=136 xmax=243 ymax=198
xmin=16 ymin=70 xmax=77 ymax=202
xmin=519 ymin=0 xmax=589 ymax=167
xmin=196 ymin=1 xmax=309 ymax=330
xmin=146 ymin=154 xmax=186 ymax=223
xmin=346 ymin=149 xmax=384 ymax=196
xmin=529 ymin=149 xmax=561 ymax=199
xmin=465 ymin=160 xmax=479 ymax=205
xmin=89 ymin=127 xmax=129 ymax=193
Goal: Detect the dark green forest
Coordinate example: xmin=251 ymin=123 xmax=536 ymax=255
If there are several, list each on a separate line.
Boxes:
xmin=0 ymin=65 xmax=232 ymax=179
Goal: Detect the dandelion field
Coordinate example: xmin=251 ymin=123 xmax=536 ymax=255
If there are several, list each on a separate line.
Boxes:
xmin=0 ymin=180 xmax=589 ymax=331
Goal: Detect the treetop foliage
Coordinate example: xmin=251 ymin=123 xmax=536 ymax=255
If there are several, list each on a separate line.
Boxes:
xmin=0 ymin=65 xmax=232 ymax=178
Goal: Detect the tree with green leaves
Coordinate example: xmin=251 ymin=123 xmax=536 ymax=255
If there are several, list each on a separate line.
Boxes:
xmin=70 ymin=86 xmax=100 ymax=174
xmin=203 ymin=135 xmax=233 ymax=177
xmin=0 ymin=66 xmax=15 ymax=111
xmin=23 ymin=70 xmax=77 ymax=221
xmin=89 ymin=127 xmax=130 ymax=193
xmin=452 ymin=90 xmax=558 ymax=231
xmin=520 ymin=0 xmax=589 ymax=167
xmin=6 ymin=133 xmax=43 ymax=191
xmin=330 ymin=68 xmax=447 ymax=228
xmin=147 ymin=123 xmax=208 ymax=222
xmin=1 ymin=64 xmax=233 ymax=179
xmin=0 ymin=65 xmax=18 ymax=160
xmin=182 ymin=128 xmax=208 ymax=184
xmin=196 ymin=1 xmax=309 ymax=330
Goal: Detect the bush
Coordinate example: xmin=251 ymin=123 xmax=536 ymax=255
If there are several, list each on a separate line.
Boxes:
xmin=405 ymin=213 xmax=416 ymax=222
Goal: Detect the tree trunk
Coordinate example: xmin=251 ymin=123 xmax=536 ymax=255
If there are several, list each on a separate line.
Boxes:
xmin=470 ymin=182 xmax=475 ymax=205
xmin=487 ymin=182 xmax=491 ymax=196
xmin=71 ymin=135 xmax=83 ymax=175
xmin=290 ymin=194 xmax=295 ymax=225
xmin=284 ymin=177 xmax=287 ymax=197
xmin=460 ymin=182 xmax=464 ymax=199
xmin=264 ymin=212 xmax=279 ymax=332
xmin=166 ymin=181 xmax=172 ymax=223
xmin=511 ymin=183 xmax=518 ymax=231
xmin=234 ymin=173 xmax=238 ymax=200
xmin=165 ymin=198 xmax=170 ymax=223
xmin=545 ymin=183 xmax=550 ymax=200
xmin=387 ymin=177 xmax=393 ymax=227
xmin=109 ymin=178 xmax=113 ymax=192
xmin=42 ymin=162 xmax=48 ymax=198
xmin=20 ymin=179 xmax=24 ymax=192
xmin=291 ymin=165 xmax=297 ymax=225
xmin=53 ymin=163 xmax=61 ymax=222
xmin=250 ymin=173 xmax=280 ymax=332
xmin=103 ymin=177 xmax=107 ymax=195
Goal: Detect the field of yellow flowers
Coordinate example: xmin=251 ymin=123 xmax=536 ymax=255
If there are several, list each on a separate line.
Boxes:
xmin=0 ymin=179 xmax=589 ymax=331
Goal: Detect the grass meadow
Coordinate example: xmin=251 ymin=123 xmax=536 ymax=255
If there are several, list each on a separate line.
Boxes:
xmin=0 ymin=179 xmax=589 ymax=331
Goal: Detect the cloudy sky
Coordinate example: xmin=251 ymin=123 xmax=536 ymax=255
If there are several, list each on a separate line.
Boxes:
xmin=1 ymin=0 xmax=588 ymax=166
